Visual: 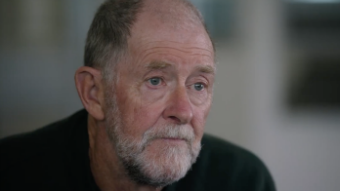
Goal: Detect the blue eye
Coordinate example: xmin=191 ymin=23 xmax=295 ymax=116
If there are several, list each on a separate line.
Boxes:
xmin=194 ymin=83 xmax=204 ymax=91
xmin=149 ymin=77 xmax=161 ymax=86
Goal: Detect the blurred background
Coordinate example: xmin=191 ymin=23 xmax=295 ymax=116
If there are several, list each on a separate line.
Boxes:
xmin=1 ymin=0 xmax=340 ymax=190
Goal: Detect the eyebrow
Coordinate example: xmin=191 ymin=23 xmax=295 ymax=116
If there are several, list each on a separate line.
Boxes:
xmin=196 ymin=65 xmax=215 ymax=75
xmin=146 ymin=61 xmax=215 ymax=74
xmin=147 ymin=61 xmax=172 ymax=70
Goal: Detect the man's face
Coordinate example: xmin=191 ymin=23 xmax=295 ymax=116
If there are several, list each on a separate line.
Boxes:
xmin=104 ymin=9 xmax=215 ymax=187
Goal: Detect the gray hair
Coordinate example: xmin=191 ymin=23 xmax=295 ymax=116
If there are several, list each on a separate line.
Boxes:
xmin=84 ymin=0 xmax=143 ymax=80
xmin=84 ymin=0 xmax=212 ymax=81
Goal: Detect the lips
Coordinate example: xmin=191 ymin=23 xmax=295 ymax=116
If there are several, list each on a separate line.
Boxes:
xmin=155 ymin=137 xmax=188 ymax=145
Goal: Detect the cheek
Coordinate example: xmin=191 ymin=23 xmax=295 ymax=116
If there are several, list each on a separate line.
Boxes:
xmin=191 ymin=103 xmax=211 ymax=141
xmin=133 ymin=103 xmax=164 ymax=126
xmin=126 ymin=84 xmax=169 ymax=128
xmin=117 ymin=93 xmax=165 ymax=137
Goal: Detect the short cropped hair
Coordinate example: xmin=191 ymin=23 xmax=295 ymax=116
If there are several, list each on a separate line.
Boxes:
xmin=84 ymin=0 xmax=143 ymax=69
xmin=84 ymin=0 xmax=211 ymax=80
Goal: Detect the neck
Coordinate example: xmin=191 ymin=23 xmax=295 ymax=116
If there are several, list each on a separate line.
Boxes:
xmin=87 ymin=115 xmax=162 ymax=191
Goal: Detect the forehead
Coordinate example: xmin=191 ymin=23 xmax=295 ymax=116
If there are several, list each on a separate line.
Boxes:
xmin=126 ymin=1 xmax=214 ymax=60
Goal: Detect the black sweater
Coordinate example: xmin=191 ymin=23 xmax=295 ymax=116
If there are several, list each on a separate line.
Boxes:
xmin=0 ymin=110 xmax=276 ymax=191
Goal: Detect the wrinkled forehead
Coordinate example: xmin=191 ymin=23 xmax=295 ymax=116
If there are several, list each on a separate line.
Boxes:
xmin=127 ymin=0 xmax=213 ymax=53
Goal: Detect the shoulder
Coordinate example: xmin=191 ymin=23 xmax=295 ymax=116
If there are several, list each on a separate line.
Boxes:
xmin=1 ymin=118 xmax=67 ymax=154
xmin=201 ymin=134 xmax=272 ymax=173
xmin=0 ymin=110 xmax=87 ymax=158
xmin=0 ymin=109 xmax=88 ymax=190
xmin=172 ymin=134 xmax=276 ymax=191
xmin=0 ymin=119 xmax=67 ymax=168
xmin=200 ymin=134 xmax=265 ymax=169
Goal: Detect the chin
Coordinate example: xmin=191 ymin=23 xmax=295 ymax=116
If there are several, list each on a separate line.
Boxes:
xmin=125 ymin=141 xmax=201 ymax=187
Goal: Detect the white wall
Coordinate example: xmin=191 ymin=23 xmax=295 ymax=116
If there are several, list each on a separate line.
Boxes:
xmin=205 ymin=0 xmax=340 ymax=190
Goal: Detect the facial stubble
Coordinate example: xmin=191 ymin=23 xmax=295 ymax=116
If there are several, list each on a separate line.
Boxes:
xmin=104 ymin=89 xmax=201 ymax=187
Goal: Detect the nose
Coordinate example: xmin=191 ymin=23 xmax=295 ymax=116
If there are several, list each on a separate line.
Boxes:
xmin=163 ymin=86 xmax=193 ymax=124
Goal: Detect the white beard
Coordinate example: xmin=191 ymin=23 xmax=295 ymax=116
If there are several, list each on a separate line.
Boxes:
xmin=104 ymin=92 xmax=201 ymax=187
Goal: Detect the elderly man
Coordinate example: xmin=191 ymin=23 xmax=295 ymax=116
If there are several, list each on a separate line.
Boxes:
xmin=0 ymin=0 xmax=275 ymax=190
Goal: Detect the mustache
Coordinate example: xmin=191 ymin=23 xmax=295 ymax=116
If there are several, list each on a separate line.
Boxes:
xmin=142 ymin=124 xmax=195 ymax=144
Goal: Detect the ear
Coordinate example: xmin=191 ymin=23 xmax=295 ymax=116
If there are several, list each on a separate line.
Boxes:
xmin=75 ymin=66 xmax=105 ymax=121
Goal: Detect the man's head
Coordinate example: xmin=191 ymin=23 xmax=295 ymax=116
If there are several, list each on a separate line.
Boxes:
xmin=76 ymin=0 xmax=215 ymax=188
xmin=84 ymin=0 xmax=212 ymax=81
